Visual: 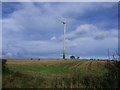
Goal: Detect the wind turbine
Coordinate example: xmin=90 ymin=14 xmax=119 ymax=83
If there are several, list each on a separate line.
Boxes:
xmin=57 ymin=18 xmax=67 ymax=59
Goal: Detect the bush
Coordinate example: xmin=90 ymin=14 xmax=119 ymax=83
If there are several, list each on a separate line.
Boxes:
xmin=70 ymin=56 xmax=75 ymax=59
xmin=2 ymin=59 xmax=9 ymax=73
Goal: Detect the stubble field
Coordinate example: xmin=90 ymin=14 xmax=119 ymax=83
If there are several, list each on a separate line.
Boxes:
xmin=2 ymin=59 xmax=120 ymax=88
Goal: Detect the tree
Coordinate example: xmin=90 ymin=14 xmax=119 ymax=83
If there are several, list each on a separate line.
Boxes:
xmin=70 ymin=56 xmax=75 ymax=59
xmin=77 ymin=57 xmax=80 ymax=59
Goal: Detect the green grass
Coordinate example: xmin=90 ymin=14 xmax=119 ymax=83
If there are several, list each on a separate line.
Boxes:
xmin=8 ymin=61 xmax=78 ymax=75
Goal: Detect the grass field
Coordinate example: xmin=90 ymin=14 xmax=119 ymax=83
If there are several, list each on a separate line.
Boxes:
xmin=2 ymin=59 xmax=120 ymax=88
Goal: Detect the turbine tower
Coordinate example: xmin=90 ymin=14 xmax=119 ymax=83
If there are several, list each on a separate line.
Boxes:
xmin=63 ymin=21 xmax=66 ymax=59
xmin=58 ymin=18 xmax=67 ymax=59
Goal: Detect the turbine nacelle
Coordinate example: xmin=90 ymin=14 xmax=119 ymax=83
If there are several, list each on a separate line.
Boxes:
xmin=62 ymin=21 xmax=66 ymax=24
xmin=63 ymin=22 xmax=66 ymax=24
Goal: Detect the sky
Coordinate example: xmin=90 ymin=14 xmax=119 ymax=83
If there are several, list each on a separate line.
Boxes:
xmin=1 ymin=2 xmax=118 ymax=59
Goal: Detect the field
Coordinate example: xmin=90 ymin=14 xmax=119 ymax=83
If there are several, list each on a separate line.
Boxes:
xmin=2 ymin=59 xmax=120 ymax=88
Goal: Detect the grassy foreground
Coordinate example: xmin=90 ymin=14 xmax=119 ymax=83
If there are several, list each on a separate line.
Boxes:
xmin=2 ymin=59 xmax=120 ymax=88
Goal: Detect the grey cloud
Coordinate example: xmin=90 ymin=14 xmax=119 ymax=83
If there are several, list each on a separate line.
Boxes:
xmin=75 ymin=24 xmax=97 ymax=34
xmin=65 ymin=24 xmax=117 ymax=41
xmin=65 ymin=24 xmax=97 ymax=40
xmin=94 ymin=34 xmax=106 ymax=40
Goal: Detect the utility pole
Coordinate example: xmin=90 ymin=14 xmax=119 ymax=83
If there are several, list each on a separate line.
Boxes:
xmin=108 ymin=48 xmax=110 ymax=60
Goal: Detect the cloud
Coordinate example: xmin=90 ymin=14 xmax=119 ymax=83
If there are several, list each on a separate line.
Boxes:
xmin=3 ymin=18 xmax=24 ymax=32
xmin=50 ymin=36 xmax=57 ymax=40
xmin=94 ymin=33 xmax=107 ymax=40
xmin=66 ymin=24 xmax=117 ymax=41
xmin=2 ymin=2 xmax=118 ymax=58
xmin=66 ymin=36 xmax=118 ymax=59
xmin=75 ymin=24 xmax=97 ymax=34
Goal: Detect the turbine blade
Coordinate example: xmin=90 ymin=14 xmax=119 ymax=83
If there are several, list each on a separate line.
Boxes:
xmin=56 ymin=17 xmax=66 ymax=24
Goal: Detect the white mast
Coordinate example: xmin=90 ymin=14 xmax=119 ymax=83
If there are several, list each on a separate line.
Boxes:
xmin=63 ymin=21 xmax=66 ymax=59
xmin=57 ymin=18 xmax=66 ymax=59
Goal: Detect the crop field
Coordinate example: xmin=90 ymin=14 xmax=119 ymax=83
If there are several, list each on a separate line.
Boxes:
xmin=2 ymin=59 xmax=120 ymax=88
xmin=6 ymin=59 xmax=107 ymax=76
